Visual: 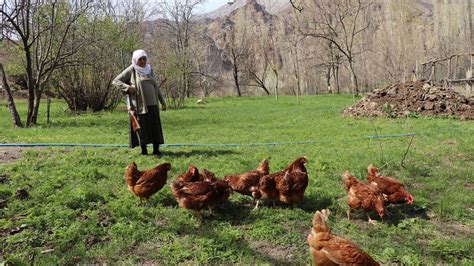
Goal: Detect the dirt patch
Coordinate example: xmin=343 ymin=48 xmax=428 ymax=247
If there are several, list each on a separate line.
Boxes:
xmin=430 ymin=219 xmax=474 ymax=237
xmin=248 ymin=240 xmax=297 ymax=261
xmin=465 ymin=182 xmax=474 ymax=192
xmin=0 ymin=147 xmax=25 ymax=164
xmin=342 ymin=81 xmax=474 ymax=119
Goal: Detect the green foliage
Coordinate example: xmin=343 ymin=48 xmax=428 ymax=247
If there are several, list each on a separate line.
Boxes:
xmin=383 ymin=102 xmax=397 ymax=118
xmin=0 ymin=96 xmax=473 ymax=264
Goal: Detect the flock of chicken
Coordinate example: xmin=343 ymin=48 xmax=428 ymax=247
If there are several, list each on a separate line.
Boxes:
xmin=124 ymin=157 xmax=414 ymax=265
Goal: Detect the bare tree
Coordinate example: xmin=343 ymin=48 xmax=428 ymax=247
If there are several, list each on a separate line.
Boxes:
xmin=1 ymin=0 xmax=94 ymax=125
xmin=295 ymin=0 xmax=373 ymax=96
xmin=283 ymin=12 xmax=305 ymax=100
xmin=189 ymin=34 xmax=222 ymax=98
xmin=246 ymin=58 xmax=270 ymax=95
xmin=158 ymin=0 xmax=205 ymax=102
xmin=219 ymin=6 xmax=253 ymax=97
xmin=264 ymin=32 xmax=282 ymax=99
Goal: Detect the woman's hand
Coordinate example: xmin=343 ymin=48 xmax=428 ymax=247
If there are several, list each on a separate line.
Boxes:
xmin=128 ymin=85 xmax=137 ymax=95
xmin=161 ymin=104 xmax=167 ymax=111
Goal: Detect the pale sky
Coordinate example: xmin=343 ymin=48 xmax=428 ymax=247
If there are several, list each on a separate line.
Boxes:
xmin=199 ymin=0 xmax=229 ymax=13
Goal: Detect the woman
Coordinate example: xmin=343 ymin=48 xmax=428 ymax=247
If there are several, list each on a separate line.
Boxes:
xmin=113 ymin=49 xmax=167 ymax=156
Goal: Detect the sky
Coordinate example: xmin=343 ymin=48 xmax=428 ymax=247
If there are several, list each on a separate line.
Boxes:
xmin=198 ymin=0 xmax=230 ymax=13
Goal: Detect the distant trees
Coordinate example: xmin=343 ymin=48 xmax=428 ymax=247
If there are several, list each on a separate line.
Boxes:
xmin=222 ymin=14 xmax=249 ymax=97
xmin=1 ymin=0 xmax=94 ymax=125
xmin=156 ymin=0 xmax=205 ymax=106
xmin=53 ymin=0 xmax=142 ymax=112
xmin=295 ymin=0 xmax=374 ymax=96
xmin=1 ymin=0 xmax=472 ymax=126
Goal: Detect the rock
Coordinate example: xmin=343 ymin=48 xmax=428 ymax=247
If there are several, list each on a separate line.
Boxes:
xmin=387 ymin=87 xmax=398 ymax=96
xmin=422 ymin=83 xmax=431 ymax=90
xmin=424 ymin=94 xmax=438 ymax=101
xmin=424 ymin=102 xmax=435 ymax=110
xmin=15 ymin=188 xmax=28 ymax=200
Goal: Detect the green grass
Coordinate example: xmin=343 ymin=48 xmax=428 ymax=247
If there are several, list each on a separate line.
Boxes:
xmin=0 ymin=95 xmax=473 ymax=264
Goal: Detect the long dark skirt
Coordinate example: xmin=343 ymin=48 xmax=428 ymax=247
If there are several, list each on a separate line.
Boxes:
xmin=129 ymin=105 xmax=164 ymax=148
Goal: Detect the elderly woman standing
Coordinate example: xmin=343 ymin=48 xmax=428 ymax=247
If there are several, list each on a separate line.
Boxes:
xmin=113 ymin=49 xmax=167 ymax=156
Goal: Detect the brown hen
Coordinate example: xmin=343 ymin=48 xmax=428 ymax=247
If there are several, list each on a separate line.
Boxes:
xmin=258 ymin=157 xmax=308 ymax=207
xmin=223 ymin=159 xmax=269 ymax=208
xmin=367 ymin=164 xmax=414 ymax=205
xmin=307 ymin=209 xmax=380 ymax=266
xmin=176 ymin=165 xmax=200 ymax=182
xmin=171 ymin=166 xmax=232 ymax=216
xmin=125 ymin=162 xmax=171 ymax=204
xmin=343 ymin=171 xmax=385 ymax=224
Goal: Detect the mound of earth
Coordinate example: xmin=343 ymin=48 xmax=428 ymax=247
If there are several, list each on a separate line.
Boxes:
xmin=342 ymin=81 xmax=473 ymax=119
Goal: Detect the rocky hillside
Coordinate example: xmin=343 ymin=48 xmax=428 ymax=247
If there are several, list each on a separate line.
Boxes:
xmin=198 ymin=0 xmax=472 ymax=94
xmin=204 ymin=0 xmax=290 ymax=19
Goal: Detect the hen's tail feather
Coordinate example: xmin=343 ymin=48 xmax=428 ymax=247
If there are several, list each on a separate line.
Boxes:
xmin=312 ymin=209 xmax=331 ymax=233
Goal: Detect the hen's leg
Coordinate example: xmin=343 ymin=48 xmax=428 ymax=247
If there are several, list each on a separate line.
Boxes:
xmin=272 ymin=200 xmax=276 ymax=208
xmin=253 ymin=200 xmax=260 ymax=210
xmin=367 ymin=213 xmax=377 ymax=225
xmin=347 ymin=208 xmax=352 ymax=220
xmin=192 ymin=210 xmax=203 ymax=220
xmin=207 ymin=206 xmax=216 ymax=216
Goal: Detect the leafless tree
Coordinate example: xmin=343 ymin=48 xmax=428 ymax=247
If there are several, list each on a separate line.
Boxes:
xmin=244 ymin=23 xmax=280 ymax=96
xmin=1 ymin=0 xmax=94 ymax=125
xmin=264 ymin=32 xmax=282 ymax=99
xmin=158 ymin=0 xmax=205 ymax=102
xmin=295 ymin=0 xmax=373 ymax=96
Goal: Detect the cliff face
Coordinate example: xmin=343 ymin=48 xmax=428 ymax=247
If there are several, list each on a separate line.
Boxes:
xmin=204 ymin=0 xmax=290 ymax=19
xmin=200 ymin=0 xmax=472 ymax=86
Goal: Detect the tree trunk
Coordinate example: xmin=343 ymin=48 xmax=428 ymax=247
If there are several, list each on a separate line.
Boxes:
xmin=260 ymin=83 xmax=270 ymax=95
xmin=274 ymin=70 xmax=279 ymax=100
xmin=326 ymin=66 xmax=332 ymax=94
xmin=0 ymin=63 xmax=24 ymax=127
xmin=348 ymin=60 xmax=359 ymax=96
xmin=31 ymin=87 xmax=42 ymax=124
xmin=232 ymin=50 xmax=242 ymax=97
xmin=25 ymin=47 xmax=36 ymax=126
xmin=233 ymin=63 xmax=241 ymax=96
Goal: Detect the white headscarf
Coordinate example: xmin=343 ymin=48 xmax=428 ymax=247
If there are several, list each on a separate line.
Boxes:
xmin=131 ymin=49 xmax=151 ymax=76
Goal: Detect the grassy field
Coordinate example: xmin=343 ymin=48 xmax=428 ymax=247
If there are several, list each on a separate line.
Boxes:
xmin=0 ymin=95 xmax=473 ymax=264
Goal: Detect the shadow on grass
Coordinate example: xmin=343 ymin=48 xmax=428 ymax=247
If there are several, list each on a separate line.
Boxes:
xmin=192 ymin=208 xmax=299 ymax=265
xmin=160 ymin=149 xmax=238 ymax=158
xmin=200 ymin=200 xmax=257 ymax=225
xmin=299 ymin=193 xmax=334 ymax=213
xmin=383 ymin=203 xmax=430 ymax=225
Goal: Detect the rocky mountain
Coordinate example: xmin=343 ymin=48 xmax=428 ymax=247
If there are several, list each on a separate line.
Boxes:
xmin=147 ymin=0 xmax=472 ymax=96
xmin=204 ymin=0 xmax=291 ymax=19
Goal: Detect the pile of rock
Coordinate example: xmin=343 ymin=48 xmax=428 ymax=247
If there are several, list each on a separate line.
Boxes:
xmin=342 ymin=81 xmax=473 ymax=120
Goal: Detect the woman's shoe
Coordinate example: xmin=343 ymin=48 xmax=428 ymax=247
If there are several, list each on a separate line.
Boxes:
xmin=141 ymin=145 xmax=148 ymax=155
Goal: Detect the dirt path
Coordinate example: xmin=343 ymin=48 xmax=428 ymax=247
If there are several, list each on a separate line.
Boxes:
xmin=0 ymin=147 xmax=29 ymax=164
